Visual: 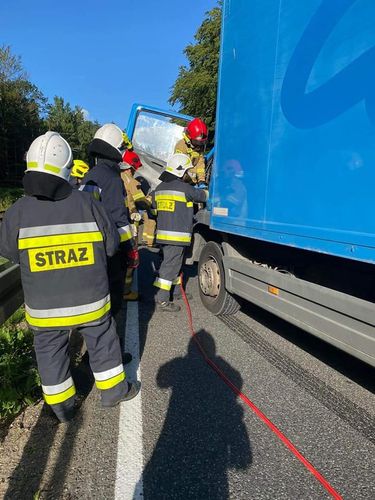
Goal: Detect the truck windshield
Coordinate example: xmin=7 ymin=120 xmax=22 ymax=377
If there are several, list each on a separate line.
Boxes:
xmin=132 ymin=111 xmax=189 ymax=163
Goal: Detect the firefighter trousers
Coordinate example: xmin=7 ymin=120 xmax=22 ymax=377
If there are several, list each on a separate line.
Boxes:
xmin=154 ymin=245 xmax=186 ymax=303
xmin=108 ymin=244 xmax=128 ymax=315
xmin=142 ymin=212 xmax=156 ymax=247
xmin=33 ymin=316 xmax=128 ymax=421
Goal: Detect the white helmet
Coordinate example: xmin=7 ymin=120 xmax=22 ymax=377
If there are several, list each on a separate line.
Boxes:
xmin=26 ymin=131 xmax=73 ymax=180
xmin=94 ymin=123 xmax=124 ymax=153
xmin=165 ymin=153 xmax=193 ymax=178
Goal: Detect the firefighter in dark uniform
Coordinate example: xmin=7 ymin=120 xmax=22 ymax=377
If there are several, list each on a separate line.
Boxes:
xmin=152 ymin=153 xmax=208 ymax=312
xmin=0 ymin=132 xmax=140 ymax=423
xmin=80 ymin=124 xmax=139 ymax=317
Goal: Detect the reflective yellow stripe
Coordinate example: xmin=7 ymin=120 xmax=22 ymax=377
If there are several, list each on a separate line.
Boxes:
xmin=133 ymin=192 xmax=145 ymax=201
xmin=186 ymin=202 xmax=193 ymax=208
xmin=157 ymin=234 xmax=191 ymax=243
xmin=153 ymin=278 xmax=172 ymax=291
xmin=118 ymin=225 xmax=132 ymax=243
xmin=18 ymin=231 xmax=103 ymax=250
xmin=173 ymin=276 xmax=182 ymax=285
xmin=187 ymin=149 xmax=200 ymax=159
xmin=26 ymin=162 xmax=61 ymax=174
xmin=43 ymin=385 xmax=76 ymax=405
xmin=95 ymin=371 xmax=125 ymax=390
xmin=120 ymin=232 xmax=132 ymax=242
xmin=45 ymin=164 xmax=61 ymax=174
xmin=155 ymin=194 xmax=186 ymax=203
xmin=26 ymin=301 xmax=111 ymax=328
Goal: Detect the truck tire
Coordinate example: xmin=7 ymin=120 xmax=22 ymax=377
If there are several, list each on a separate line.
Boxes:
xmin=198 ymin=242 xmax=240 ymax=316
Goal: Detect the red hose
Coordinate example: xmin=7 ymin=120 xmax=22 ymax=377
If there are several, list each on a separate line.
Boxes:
xmin=180 ymin=277 xmax=343 ymax=500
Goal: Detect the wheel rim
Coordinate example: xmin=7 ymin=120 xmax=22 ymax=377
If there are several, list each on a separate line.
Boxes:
xmin=200 ymin=256 xmax=221 ymax=297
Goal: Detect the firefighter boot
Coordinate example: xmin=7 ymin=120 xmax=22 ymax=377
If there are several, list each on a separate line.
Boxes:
xmin=156 ymin=301 xmax=181 ymax=313
xmin=101 ymin=381 xmax=141 ymax=407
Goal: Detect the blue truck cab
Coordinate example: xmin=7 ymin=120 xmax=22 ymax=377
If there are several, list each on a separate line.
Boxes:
xmin=127 ymin=0 xmax=375 ymax=366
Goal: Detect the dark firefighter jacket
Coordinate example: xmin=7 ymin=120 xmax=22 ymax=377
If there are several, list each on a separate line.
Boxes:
xmin=0 ymin=172 xmax=120 ymax=330
xmin=81 ymin=159 xmax=133 ymax=247
xmin=152 ymin=175 xmax=207 ymax=246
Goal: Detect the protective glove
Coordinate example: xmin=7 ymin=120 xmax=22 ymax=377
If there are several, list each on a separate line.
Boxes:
xmin=195 ymin=182 xmax=208 ymax=190
xmin=127 ymin=248 xmax=139 ymax=269
xmin=130 ymin=212 xmax=142 ymax=222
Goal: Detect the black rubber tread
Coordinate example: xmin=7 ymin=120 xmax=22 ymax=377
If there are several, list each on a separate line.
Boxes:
xmin=220 ymin=314 xmax=375 ymax=445
xmin=198 ymin=242 xmax=240 ymax=316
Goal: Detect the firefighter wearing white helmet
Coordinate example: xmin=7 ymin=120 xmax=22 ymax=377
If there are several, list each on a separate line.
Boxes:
xmin=80 ymin=124 xmax=137 ymax=363
xmin=151 ymin=153 xmax=208 ymax=312
xmin=0 ymin=131 xmax=140 ymax=423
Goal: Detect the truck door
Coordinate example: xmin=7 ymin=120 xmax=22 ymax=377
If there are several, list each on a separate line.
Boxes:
xmin=126 ymin=104 xmax=193 ymax=191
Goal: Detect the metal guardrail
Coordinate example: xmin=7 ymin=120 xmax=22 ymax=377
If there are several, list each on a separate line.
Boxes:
xmin=0 ymin=262 xmax=23 ymax=325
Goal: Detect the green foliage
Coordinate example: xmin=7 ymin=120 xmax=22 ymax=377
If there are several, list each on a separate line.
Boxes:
xmin=0 ymin=308 xmax=41 ymax=421
xmin=169 ymin=3 xmax=222 ymax=137
xmin=0 ymin=45 xmax=47 ymax=181
xmin=0 ymin=186 xmax=23 ymax=210
xmin=0 ymin=45 xmax=100 ymax=181
xmin=46 ymin=96 xmax=99 ymax=162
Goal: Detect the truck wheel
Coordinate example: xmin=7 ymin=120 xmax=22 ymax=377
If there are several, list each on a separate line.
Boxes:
xmin=198 ymin=242 xmax=240 ymax=316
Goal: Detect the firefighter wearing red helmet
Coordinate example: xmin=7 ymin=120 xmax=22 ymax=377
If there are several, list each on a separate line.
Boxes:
xmin=174 ymin=117 xmax=208 ymax=187
xmin=123 ymin=149 xmax=142 ymax=170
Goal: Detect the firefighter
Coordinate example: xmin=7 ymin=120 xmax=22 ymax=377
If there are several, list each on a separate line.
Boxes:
xmin=0 ymin=132 xmax=140 ymax=423
xmin=174 ymin=118 xmax=208 ymax=187
xmin=152 ymin=153 xmax=208 ymax=312
xmin=80 ymin=124 xmax=139 ymax=318
xmin=142 ymin=210 xmax=157 ymax=248
xmin=69 ymin=159 xmax=89 ymax=188
xmin=120 ymin=149 xmax=147 ymax=301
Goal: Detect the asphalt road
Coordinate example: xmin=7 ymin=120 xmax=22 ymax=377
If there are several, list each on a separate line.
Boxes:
xmin=138 ymin=248 xmax=375 ymax=500
xmin=2 ymin=247 xmax=374 ymax=499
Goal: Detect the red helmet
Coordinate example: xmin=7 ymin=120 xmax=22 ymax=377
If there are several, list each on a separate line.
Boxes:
xmin=122 ymin=150 xmax=142 ymax=170
xmin=185 ymin=118 xmax=208 ymax=145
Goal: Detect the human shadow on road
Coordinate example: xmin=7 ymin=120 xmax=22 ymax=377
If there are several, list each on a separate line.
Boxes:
xmin=4 ymin=335 xmax=94 ymax=500
xmin=137 ymin=246 xmax=197 ymax=361
xmin=142 ymin=329 xmax=252 ymax=499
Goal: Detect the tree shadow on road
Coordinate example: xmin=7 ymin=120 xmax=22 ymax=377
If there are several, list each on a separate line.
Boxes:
xmin=142 ymin=329 xmax=252 ymax=499
xmin=4 ymin=335 xmax=94 ymax=499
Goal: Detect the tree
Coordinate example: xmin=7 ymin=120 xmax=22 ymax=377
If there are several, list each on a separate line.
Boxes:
xmin=0 ymin=45 xmax=46 ymax=180
xmin=0 ymin=45 xmax=99 ymax=183
xmin=45 ymin=97 xmax=99 ymax=162
xmin=169 ymin=3 xmax=222 ymax=137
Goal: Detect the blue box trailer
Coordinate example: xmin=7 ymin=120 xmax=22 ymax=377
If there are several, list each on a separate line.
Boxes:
xmin=127 ymin=0 xmax=375 ymax=366
xmin=211 ymin=0 xmax=375 ymax=264
xmin=199 ymin=0 xmax=375 ymax=366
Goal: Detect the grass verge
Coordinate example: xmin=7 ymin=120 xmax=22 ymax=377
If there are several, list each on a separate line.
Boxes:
xmin=0 ymin=308 xmax=41 ymax=423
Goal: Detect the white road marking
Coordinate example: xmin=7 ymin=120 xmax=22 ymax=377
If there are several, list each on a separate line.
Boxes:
xmin=115 ymin=272 xmax=144 ymax=499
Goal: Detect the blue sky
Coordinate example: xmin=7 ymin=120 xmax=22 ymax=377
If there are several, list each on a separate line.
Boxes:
xmin=0 ymin=0 xmax=218 ymax=127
